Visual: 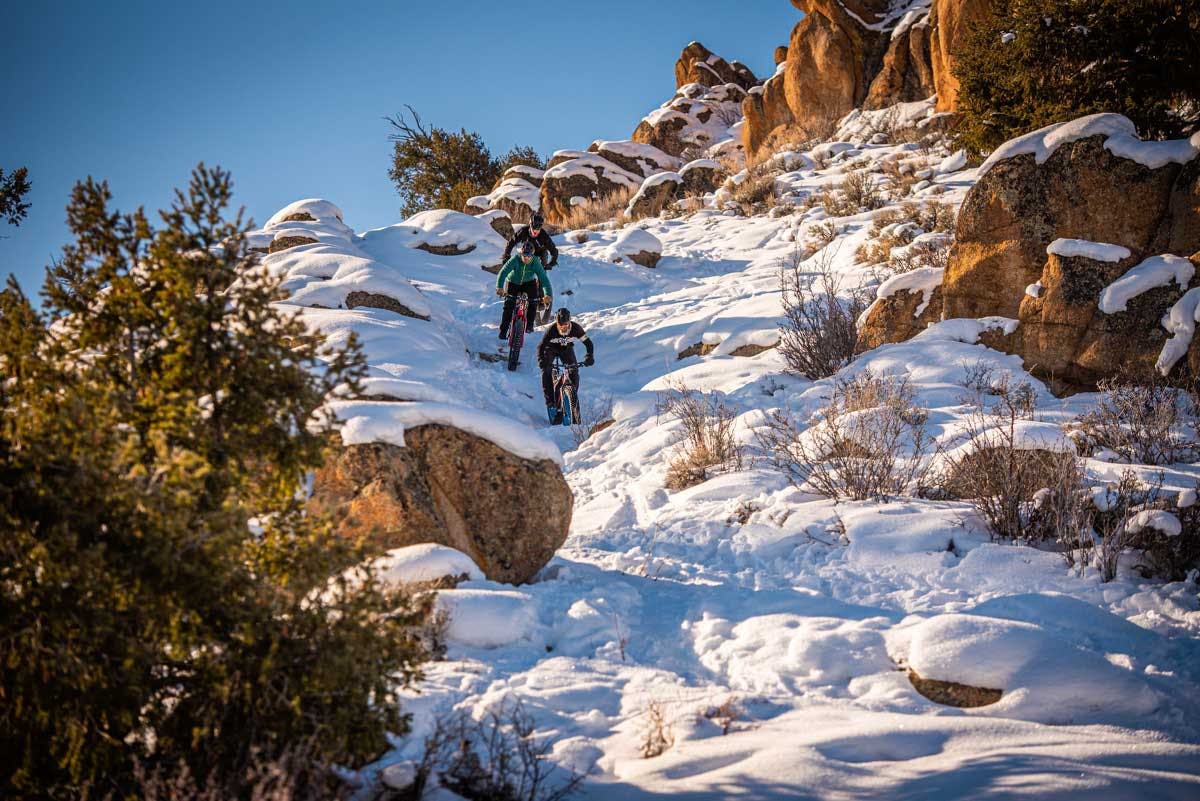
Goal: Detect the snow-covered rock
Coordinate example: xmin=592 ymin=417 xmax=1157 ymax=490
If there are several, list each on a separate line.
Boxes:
xmin=603 ymin=227 xmax=663 ymax=268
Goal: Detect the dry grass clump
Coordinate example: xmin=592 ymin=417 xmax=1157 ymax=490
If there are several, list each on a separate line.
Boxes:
xmin=699 ymin=696 xmax=744 ymax=735
xmin=557 ymin=187 xmax=636 ymax=231
xmin=658 ymin=382 xmax=744 ymax=490
xmin=1073 ymin=379 xmax=1200 ymax=465
xmin=804 ymin=168 xmax=886 ymax=217
xmin=409 ymin=703 xmax=584 ymax=801
xmin=777 ymin=246 xmax=869 ymax=380
xmin=730 ymin=164 xmax=782 ymax=215
xmin=1080 ymin=471 xmax=1200 ymax=581
xmin=756 ymin=370 xmax=936 ymax=501
xmin=640 ymin=701 xmax=675 ymax=759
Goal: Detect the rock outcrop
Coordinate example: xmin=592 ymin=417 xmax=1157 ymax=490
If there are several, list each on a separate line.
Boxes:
xmin=675 ymin=41 xmax=757 ymax=90
xmin=626 ymin=172 xmax=682 ymax=219
xmin=743 ymin=0 xmax=992 ymax=162
xmin=310 ymin=427 xmax=573 ymax=585
xmin=540 ymin=153 xmax=642 ymax=226
xmin=857 ymin=116 xmax=1200 ymax=392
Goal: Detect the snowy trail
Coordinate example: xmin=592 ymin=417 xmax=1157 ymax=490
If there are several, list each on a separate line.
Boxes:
xmin=255 ymin=157 xmax=1200 ymax=796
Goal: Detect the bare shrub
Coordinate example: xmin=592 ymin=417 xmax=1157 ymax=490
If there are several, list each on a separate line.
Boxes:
xmin=939 ymin=374 xmax=1084 ymax=543
xmin=410 ymin=703 xmax=583 ymax=801
xmin=777 ymin=246 xmax=870 ymax=380
xmin=889 ymin=235 xmax=952 ymax=275
xmin=571 ymin=390 xmax=615 ymax=446
xmin=837 ymin=169 xmax=885 ymax=213
xmin=1083 ymin=472 xmax=1200 ymax=581
xmin=640 ymin=701 xmax=674 ymax=759
xmin=700 ymin=697 xmax=743 ymax=735
xmin=129 ymin=742 xmax=344 ymax=801
xmin=731 ymin=165 xmax=781 ymax=215
xmin=756 ymin=370 xmax=936 ymax=501
xmin=557 ymin=187 xmax=636 ymax=231
xmin=714 ymin=104 xmax=742 ymax=127
xmin=1074 ymin=379 xmax=1200 ymax=465
xmin=657 ymin=382 xmax=744 ymax=490
xmin=803 ymin=220 xmax=841 ymax=256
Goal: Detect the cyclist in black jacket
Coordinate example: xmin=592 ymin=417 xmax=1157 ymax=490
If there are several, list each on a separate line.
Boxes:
xmin=502 ymin=212 xmax=558 ymax=270
xmin=538 ymin=308 xmax=594 ymax=424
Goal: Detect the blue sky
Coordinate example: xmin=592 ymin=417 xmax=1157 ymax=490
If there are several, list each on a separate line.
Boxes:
xmin=0 ymin=0 xmax=800 ymax=295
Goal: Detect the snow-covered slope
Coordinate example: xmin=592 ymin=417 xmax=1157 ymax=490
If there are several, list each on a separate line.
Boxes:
xmin=256 ymin=111 xmax=1200 ymax=798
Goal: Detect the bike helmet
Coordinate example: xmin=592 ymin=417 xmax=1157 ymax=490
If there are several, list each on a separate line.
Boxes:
xmin=530 ymin=212 xmax=545 ymax=229
xmin=555 ymin=308 xmax=571 ymax=325
xmin=519 ymin=240 xmax=536 ymax=258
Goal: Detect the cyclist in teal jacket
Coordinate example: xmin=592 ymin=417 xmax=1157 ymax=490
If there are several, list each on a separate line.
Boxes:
xmin=495 ymin=240 xmax=552 ymax=338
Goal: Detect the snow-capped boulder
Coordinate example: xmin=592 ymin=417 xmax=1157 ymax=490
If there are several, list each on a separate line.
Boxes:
xmin=464 ymin=194 xmax=490 ymax=215
xmin=679 ymin=158 xmax=726 ymax=195
xmin=367 ymin=543 xmax=485 ymax=590
xmin=391 ymin=209 xmax=505 ymax=256
xmin=626 ymin=171 xmax=682 ymax=220
xmin=475 ymin=208 xmax=514 ymax=240
xmin=265 ymin=198 xmax=345 ymax=227
xmin=309 ymin=423 xmax=572 ymax=586
xmin=855 ymin=268 xmax=944 ymax=353
xmin=605 ymin=227 xmax=663 ymax=269
xmin=674 ymin=41 xmax=756 ymax=90
xmin=943 ymin=116 xmax=1200 ymax=391
xmin=486 ymin=175 xmax=540 ymax=224
xmin=540 ymin=153 xmax=641 ymax=227
xmin=587 ymin=139 xmax=680 ymax=178
xmin=435 ymin=588 xmax=538 ymax=648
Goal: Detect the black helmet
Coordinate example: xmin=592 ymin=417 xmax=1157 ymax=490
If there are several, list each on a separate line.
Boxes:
xmin=530 ymin=212 xmax=544 ymax=229
xmin=555 ymin=308 xmax=571 ymax=325
xmin=519 ymin=240 xmax=536 ymax=257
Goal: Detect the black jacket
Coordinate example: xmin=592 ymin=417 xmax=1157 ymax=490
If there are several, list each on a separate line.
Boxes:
xmin=537 ymin=321 xmax=593 ymax=367
xmin=502 ymin=225 xmax=558 ymax=266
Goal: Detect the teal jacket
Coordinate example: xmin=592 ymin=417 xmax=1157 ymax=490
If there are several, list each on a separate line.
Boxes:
xmin=496 ymin=254 xmax=552 ymax=297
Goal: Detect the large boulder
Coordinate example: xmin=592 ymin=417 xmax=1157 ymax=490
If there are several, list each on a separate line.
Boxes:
xmin=309 ymin=425 xmax=573 ymax=585
xmin=679 ymin=159 xmax=726 ymax=195
xmin=587 ymin=140 xmax=680 ymax=178
xmin=862 ymin=115 xmax=1200 ymax=392
xmin=540 ymin=153 xmax=642 ymax=226
xmin=605 ymin=227 xmax=663 ymax=268
xmin=626 ymin=171 xmax=683 ymax=219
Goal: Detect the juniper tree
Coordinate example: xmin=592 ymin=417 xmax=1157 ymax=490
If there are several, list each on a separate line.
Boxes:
xmin=0 ymin=166 xmax=31 ymax=226
xmin=387 ymin=105 xmax=544 ymax=215
xmin=0 ymin=165 xmax=428 ymax=799
xmin=953 ymin=0 xmax=1200 ymax=155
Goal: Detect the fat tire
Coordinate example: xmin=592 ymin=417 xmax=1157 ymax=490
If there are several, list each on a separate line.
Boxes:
xmin=562 ymin=385 xmax=578 ymax=427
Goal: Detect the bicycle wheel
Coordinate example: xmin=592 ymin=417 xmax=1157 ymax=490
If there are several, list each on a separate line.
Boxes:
xmin=508 ymin=315 xmax=524 ymax=371
xmin=561 ymin=384 xmax=578 ymax=427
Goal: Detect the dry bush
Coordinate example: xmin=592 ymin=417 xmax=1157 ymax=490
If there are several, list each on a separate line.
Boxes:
xmin=657 ymin=381 xmax=744 ymax=490
xmin=571 ymin=390 xmax=614 ymax=446
xmin=1074 ymin=379 xmax=1200 ymax=465
xmin=640 ymin=701 xmax=675 ymax=759
xmin=700 ymin=697 xmax=743 ymax=735
xmin=889 ymin=236 xmax=952 ymax=275
xmin=408 ymin=703 xmax=583 ymax=801
xmin=557 ymin=187 xmax=636 ymax=231
xmin=855 ymin=202 xmax=956 ymax=272
xmin=938 ymin=373 xmax=1088 ymax=544
xmin=127 ymin=743 xmax=344 ymax=801
xmin=837 ymin=169 xmax=885 ymax=214
xmin=714 ymin=104 xmax=742 ymax=127
xmin=1081 ymin=472 xmax=1200 ymax=582
xmin=730 ymin=165 xmax=781 ymax=215
xmin=756 ymin=370 xmax=937 ymax=501
xmin=777 ymin=245 xmax=870 ymax=380
xmin=803 ymin=220 xmax=841 ymax=256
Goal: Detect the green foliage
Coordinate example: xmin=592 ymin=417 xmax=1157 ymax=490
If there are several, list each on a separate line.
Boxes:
xmin=953 ymin=0 xmax=1200 ymax=155
xmin=0 ymin=165 xmax=428 ymax=799
xmin=0 ymin=166 xmax=31 ymax=226
xmin=387 ymin=106 xmax=544 ymax=216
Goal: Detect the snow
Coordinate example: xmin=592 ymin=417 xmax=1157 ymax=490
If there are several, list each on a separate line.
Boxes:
xmin=1157 ymin=287 xmax=1200 ymax=374
xmin=1098 ymin=254 xmax=1195 ymax=314
xmin=368 ymin=544 xmax=485 ymax=588
xmin=330 ymin=400 xmax=563 ymax=465
xmin=264 ymin=197 xmax=344 ymax=227
xmin=1025 ymin=280 xmax=1042 ymax=298
xmin=251 ymin=110 xmax=1200 ymax=798
xmin=1047 ymin=237 xmax=1131 ymax=263
xmin=1128 ymin=510 xmax=1183 ymax=537
xmin=435 ymin=588 xmax=538 ymax=648
xmin=980 ymin=113 xmax=1200 ymax=175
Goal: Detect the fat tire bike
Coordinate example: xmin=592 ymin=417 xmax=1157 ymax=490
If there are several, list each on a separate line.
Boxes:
xmin=550 ymin=356 xmax=588 ymax=427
